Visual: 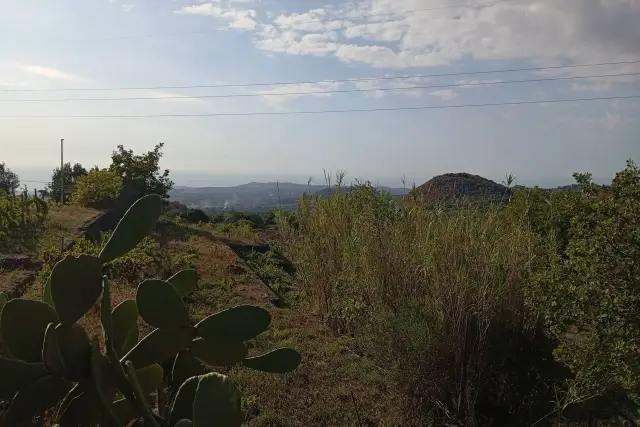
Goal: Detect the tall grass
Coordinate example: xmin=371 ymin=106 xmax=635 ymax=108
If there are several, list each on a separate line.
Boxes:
xmin=278 ymin=183 xmax=565 ymax=426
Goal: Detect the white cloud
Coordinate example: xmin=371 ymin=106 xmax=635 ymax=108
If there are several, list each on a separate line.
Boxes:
xmin=175 ymin=3 xmax=257 ymax=29
xmin=249 ymin=0 xmax=640 ymax=81
xmin=255 ymin=26 xmax=338 ymax=56
xmin=21 ymin=65 xmax=83 ymax=81
xmin=431 ymin=89 xmax=457 ymax=100
xmin=121 ymin=4 xmax=136 ymax=12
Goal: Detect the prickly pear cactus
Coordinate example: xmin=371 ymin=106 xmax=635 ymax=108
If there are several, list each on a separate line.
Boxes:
xmin=0 ymin=194 xmax=301 ymax=427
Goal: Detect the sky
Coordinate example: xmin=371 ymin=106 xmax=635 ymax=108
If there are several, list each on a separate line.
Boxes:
xmin=0 ymin=0 xmax=639 ymax=188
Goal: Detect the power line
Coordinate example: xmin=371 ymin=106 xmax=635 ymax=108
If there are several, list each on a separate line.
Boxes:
xmin=0 ymin=94 xmax=637 ymax=119
xmin=43 ymin=0 xmax=519 ymax=43
xmin=2 ymin=59 xmax=639 ymax=93
xmin=2 ymin=72 xmax=637 ymax=102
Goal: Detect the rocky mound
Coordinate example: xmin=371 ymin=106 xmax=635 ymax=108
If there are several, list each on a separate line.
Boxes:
xmin=413 ymin=173 xmax=510 ymax=205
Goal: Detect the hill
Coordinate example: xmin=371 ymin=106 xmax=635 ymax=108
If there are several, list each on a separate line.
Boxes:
xmin=413 ymin=172 xmax=511 ymax=205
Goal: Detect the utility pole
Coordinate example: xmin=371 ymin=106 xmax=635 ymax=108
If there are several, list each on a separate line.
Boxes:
xmin=60 ymin=138 xmax=64 ymax=204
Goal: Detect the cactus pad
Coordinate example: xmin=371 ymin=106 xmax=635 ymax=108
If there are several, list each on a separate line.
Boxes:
xmin=172 ymin=350 xmax=206 ymax=386
xmin=1 ymin=298 xmax=58 ymax=362
xmin=112 ymin=299 xmax=139 ymax=357
xmin=122 ymin=327 xmax=194 ymax=369
xmin=168 ymin=269 xmax=199 ymax=298
xmin=174 ymin=420 xmax=194 ymax=427
xmin=195 ymin=305 xmax=271 ymax=344
xmin=55 ymin=323 xmax=92 ymax=381
xmin=136 ymin=280 xmax=191 ymax=329
xmin=50 ymin=255 xmax=102 ymax=325
xmin=127 ymin=363 xmax=164 ymax=396
xmin=3 ymin=375 xmax=71 ymax=425
xmin=99 ymin=194 xmax=163 ymax=263
xmin=192 ymin=372 xmax=243 ymax=427
xmin=190 ymin=338 xmax=247 ymax=367
xmin=0 ymin=357 xmax=49 ymax=399
xmin=42 ymin=323 xmax=64 ymax=376
xmin=0 ymin=292 xmax=7 ymax=344
xmin=242 ymin=348 xmax=302 ymax=374
xmin=170 ymin=375 xmax=198 ymax=426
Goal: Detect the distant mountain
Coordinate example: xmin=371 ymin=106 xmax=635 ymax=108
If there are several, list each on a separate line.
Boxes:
xmin=413 ymin=173 xmax=511 ymax=205
xmin=169 ymin=182 xmax=325 ymax=212
xmin=514 ymin=184 xmax=581 ymax=192
xmin=169 ymin=177 xmax=585 ymax=213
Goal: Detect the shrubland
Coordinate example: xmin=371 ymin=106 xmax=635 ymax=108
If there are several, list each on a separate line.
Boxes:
xmin=278 ymin=160 xmax=640 ymax=426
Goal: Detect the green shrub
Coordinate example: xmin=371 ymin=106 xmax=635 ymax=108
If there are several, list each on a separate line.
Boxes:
xmin=71 ymin=169 xmax=123 ymax=208
xmin=0 ymin=191 xmax=47 ymax=252
xmin=530 ymin=160 xmax=640 ymax=411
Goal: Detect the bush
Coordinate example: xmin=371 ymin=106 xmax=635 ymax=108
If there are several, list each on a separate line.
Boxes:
xmin=530 ymin=160 xmax=640 ymax=414
xmin=71 ymin=169 xmax=123 ymax=208
xmin=278 ymin=183 xmax=564 ymax=426
xmin=0 ymin=190 xmax=47 ymax=252
xmin=109 ymin=143 xmax=173 ymax=199
xmin=40 ymin=231 xmax=197 ymax=285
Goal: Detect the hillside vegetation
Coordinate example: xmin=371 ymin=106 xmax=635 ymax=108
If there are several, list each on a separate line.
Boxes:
xmin=0 ymin=149 xmax=638 ymax=426
xmin=278 ymin=160 xmax=640 ymax=426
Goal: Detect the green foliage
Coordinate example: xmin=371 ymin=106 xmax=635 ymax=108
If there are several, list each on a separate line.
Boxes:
xmin=195 ymin=305 xmax=271 ymax=343
xmin=1 ymin=298 xmax=58 ymax=362
xmin=168 ymin=269 xmax=200 ymax=298
xmin=71 ymin=169 xmax=123 ymax=208
xmin=210 ymin=210 xmax=278 ymax=230
xmin=0 ymin=190 xmax=48 ymax=252
xmin=192 ymin=372 xmax=243 ymax=427
xmin=529 ymin=160 xmax=640 ymax=407
xmin=190 ymin=338 xmax=247 ymax=367
xmin=50 ymin=254 xmax=103 ymax=325
xmin=109 ymin=143 xmax=173 ymax=199
xmin=48 ymin=162 xmax=87 ymax=203
xmin=0 ymin=193 xmax=302 ymax=426
xmin=99 ymin=193 xmax=164 ymax=263
xmin=111 ymin=300 xmax=139 ymax=357
xmin=0 ymin=162 xmax=20 ymax=195
xmin=242 ymin=348 xmax=302 ymax=374
xmin=136 ymin=279 xmax=191 ymax=329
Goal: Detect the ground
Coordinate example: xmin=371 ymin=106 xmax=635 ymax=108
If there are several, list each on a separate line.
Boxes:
xmin=2 ymin=205 xmax=404 ymax=427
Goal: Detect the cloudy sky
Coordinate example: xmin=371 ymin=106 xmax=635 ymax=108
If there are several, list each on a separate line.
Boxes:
xmin=0 ymin=0 xmax=639 ymax=187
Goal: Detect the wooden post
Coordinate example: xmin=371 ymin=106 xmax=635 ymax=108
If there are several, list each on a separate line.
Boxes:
xmin=60 ymin=138 xmax=64 ymax=204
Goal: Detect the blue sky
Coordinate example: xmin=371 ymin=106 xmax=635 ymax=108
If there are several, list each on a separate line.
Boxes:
xmin=1 ymin=0 xmax=639 ymax=187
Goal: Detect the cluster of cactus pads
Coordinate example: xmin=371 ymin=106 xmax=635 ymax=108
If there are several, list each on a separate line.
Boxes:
xmin=0 ymin=194 xmax=301 ymax=427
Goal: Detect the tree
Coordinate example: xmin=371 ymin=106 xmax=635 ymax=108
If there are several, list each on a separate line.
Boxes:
xmin=48 ymin=162 xmax=87 ymax=203
xmin=109 ymin=143 xmax=173 ymax=199
xmin=531 ymin=160 xmax=640 ymax=409
xmin=0 ymin=162 xmax=20 ymax=195
xmin=71 ymin=169 xmax=123 ymax=208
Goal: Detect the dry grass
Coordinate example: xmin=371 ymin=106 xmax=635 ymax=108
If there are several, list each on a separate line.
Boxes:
xmin=278 ymin=185 xmax=560 ymax=426
xmin=36 ymin=204 xmax=100 ymax=254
